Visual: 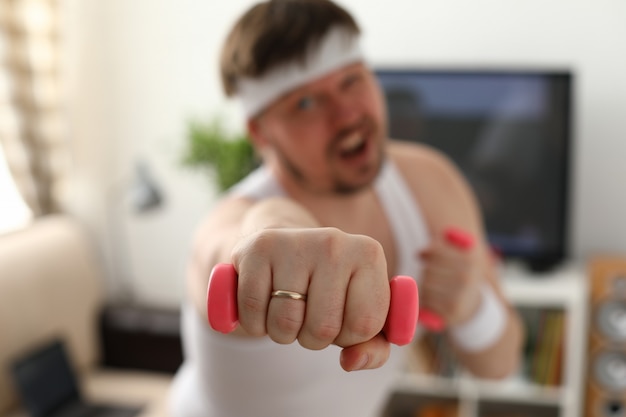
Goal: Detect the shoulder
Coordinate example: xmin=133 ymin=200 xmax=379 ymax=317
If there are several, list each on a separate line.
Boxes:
xmin=386 ymin=140 xmax=482 ymax=236
xmin=387 ymin=140 xmax=462 ymax=190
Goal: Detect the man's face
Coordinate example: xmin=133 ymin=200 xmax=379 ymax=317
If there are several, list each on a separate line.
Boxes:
xmin=250 ymin=62 xmax=388 ymax=195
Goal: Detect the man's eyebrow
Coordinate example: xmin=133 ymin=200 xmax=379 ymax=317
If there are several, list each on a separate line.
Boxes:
xmin=283 ymin=85 xmax=314 ymax=101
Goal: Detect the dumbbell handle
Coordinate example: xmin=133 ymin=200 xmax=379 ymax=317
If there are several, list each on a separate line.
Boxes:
xmin=418 ymin=227 xmax=476 ymax=332
xmin=206 ymin=264 xmax=419 ymax=346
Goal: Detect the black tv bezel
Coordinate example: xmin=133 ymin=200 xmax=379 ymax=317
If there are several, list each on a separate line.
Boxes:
xmin=374 ymin=67 xmax=574 ymax=272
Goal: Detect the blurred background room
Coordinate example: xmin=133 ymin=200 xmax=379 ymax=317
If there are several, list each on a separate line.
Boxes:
xmin=1 ymin=1 xmax=625 ymax=416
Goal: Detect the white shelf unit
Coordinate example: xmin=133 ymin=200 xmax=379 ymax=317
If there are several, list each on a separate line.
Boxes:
xmin=387 ymin=261 xmax=589 ymax=417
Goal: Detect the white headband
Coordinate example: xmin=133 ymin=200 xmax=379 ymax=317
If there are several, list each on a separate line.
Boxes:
xmin=236 ymin=26 xmax=364 ymax=118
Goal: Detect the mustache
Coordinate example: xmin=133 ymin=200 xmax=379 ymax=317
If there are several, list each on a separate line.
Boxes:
xmin=330 ymin=119 xmax=370 ymax=145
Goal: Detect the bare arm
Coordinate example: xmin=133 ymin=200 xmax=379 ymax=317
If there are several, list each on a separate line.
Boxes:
xmin=390 ymin=141 xmax=524 ymax=379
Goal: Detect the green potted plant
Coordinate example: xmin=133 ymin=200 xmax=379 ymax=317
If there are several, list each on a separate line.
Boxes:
xmin=181 ymin=117 xmax=258 ymax=191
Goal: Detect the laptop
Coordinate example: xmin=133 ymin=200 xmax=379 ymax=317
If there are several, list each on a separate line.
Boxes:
xmin=10 ymin=339 xmax=143 ymax=417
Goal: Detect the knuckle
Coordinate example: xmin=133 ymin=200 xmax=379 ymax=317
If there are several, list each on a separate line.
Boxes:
xmin=251 ymin=229 xmax=279 ymax=254
xmin=365 ymin=236 xmax=385 ymax=257
xmin=456 ymin=273 xmax=474 ymax=290
xmin=319 ymin=227 xmax=344 ymax=264
xmin=273 ymin=310 xmax=304 ymax=335
xmin=360 ymin=236 xmax=386 ymax=266
xmin=240 ymin=293 xmax=265 ymax=315
xmin=349 ymin=314 xmax=384 ymax=340
xmin=308 ymin=320 xmax=342 ymax=344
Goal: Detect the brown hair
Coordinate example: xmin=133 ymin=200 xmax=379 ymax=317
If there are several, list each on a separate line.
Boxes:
xmin=220 ymin=0 xmax=360 ymax=97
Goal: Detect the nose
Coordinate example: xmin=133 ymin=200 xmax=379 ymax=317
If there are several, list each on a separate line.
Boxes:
xmin=327 ymin=91 xmax=360 ymax=128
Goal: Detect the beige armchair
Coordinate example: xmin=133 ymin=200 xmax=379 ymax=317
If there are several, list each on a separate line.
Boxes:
xmin=0 ymin=215 xmax=173 ymax=417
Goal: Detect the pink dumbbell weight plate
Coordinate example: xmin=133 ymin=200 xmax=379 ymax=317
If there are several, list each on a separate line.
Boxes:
xmin=206 ymin=263 xmax=419 ymax=346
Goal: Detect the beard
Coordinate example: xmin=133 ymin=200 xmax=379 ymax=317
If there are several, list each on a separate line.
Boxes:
xmin=270 ymin=119 xmax=386 ymax=195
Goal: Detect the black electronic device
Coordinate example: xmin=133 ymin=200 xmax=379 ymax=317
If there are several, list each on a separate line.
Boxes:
xmin=10 ymin=339 xmax=142 ymax=417
xmin=376 ymin=68 xmax=573 ymax=272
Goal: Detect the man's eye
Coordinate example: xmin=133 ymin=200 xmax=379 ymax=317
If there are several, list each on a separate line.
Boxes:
xmin=345 ymin=74 xmax=361 ymax=88
xmin=297 ymin=96 xmax=315 ymax=110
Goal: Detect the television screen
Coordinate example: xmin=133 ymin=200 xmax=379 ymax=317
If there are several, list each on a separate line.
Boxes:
xmin=375 ymin=69 xmax=572 ymax=271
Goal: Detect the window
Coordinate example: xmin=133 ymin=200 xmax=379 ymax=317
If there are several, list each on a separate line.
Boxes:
xmin=0 ymin=28 xmax=32 ymax=234
xmin=0 ymin=142 xmax=32 ymax=234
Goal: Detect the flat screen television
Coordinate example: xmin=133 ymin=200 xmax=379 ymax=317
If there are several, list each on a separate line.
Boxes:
xmin=375 ymin=68 xmax=573 ymax=272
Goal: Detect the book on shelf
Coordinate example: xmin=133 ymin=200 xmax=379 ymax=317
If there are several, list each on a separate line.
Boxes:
xmin=521 ymin=307 xmax=565 ymax=387
xmin=406 ymin=307 xmax=565 ymax=388
xmin=415 ymin=402 xmax=458 ymax=417
xmin=407 ymin=332 xmax=458 ymax=377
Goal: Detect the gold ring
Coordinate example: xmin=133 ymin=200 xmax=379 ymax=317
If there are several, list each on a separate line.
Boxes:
xmin=271 ymin=290 xmax=307 ymax=301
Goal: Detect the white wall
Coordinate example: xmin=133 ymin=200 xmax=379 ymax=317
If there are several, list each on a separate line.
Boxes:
xmin=61 ymin=0 xmax=626 ymax=307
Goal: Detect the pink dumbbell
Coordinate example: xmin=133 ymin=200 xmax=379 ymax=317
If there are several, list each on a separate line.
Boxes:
xmin=418 ymin=227 xmax=476 ymax=332
xmin=206 ymin=264 xmax=419 ymax=346
xmin=206 ymin=227 xmax=474 ymax=344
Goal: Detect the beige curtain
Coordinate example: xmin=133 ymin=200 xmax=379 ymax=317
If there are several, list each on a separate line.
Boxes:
xmin=0 ymin=0 xmax=65 ymax=216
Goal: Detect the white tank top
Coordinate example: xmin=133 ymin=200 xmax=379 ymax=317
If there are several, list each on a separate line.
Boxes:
xmin=169 ymin=160 xmax=430 ymax=417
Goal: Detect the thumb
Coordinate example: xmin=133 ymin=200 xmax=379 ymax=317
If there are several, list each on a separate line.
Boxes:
xmin=339 ymin=334 xmax=391 ymax=372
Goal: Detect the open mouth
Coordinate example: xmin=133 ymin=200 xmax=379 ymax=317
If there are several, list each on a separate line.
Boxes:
xmin=338 ymin=131 xmax=368 ymax=159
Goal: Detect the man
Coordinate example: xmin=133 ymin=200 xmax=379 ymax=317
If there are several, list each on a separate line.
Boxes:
xmin=169 ymin=1 xmax=523 ymax=416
